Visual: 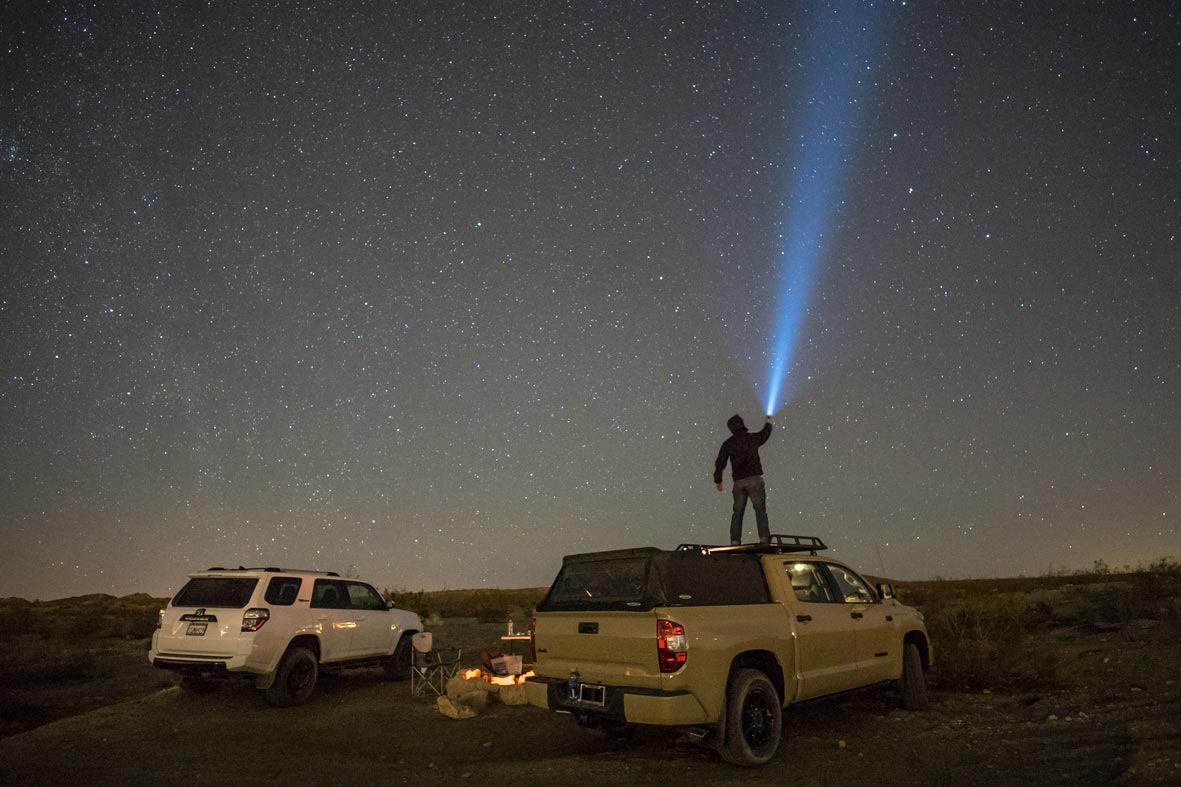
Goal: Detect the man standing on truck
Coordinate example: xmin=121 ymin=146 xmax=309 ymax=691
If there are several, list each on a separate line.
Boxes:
xmin=713 ymin=414 xmax=773 ymax=545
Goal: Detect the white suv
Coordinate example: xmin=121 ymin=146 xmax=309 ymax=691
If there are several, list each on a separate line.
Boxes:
xmin=149 ymin=567 xmax=423 ymax=706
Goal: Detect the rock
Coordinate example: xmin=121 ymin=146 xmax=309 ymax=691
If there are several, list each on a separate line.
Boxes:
xmin=498 ymin=684 xmax=528 ymax=705
xmin=436 ymin=695 xmax=478 ymax=720
xmin=446 ymin=674 xmax=491 ymax=710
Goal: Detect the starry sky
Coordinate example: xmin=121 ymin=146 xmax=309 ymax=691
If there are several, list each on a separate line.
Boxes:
xmin=2 ymin=1 xmax=1177 ymax=600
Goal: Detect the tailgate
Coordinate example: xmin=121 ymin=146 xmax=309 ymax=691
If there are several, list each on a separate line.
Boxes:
xmin=156 ymin=606 xmax=242 ymax=658
xmin=533 ymin=610 xmax=662 ymax=690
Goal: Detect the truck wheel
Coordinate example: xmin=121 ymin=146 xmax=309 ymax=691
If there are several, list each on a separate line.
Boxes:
xmin=265 ymin=646 xmax=318 ymax=707
xmin=899 ymin=642 xmax=929 ymax=710
xmin=719 ymin=668 xmax=782 ymax=766
xmin=384 ymin=634 xmax=413 ymax=681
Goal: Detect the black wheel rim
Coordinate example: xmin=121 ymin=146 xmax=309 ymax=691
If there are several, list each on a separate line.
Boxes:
xmin=741 ymin=687 xmax=775 ymax=750
xmin=288 ymin=660 xmax=314 ymax=696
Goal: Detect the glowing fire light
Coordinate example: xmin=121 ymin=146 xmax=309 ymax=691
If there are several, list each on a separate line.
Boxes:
xmin=461 ymin=667 xmax=536 ymax=685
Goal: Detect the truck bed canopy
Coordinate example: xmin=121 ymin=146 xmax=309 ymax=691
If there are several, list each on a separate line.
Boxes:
xmin=537 ymin=548 xmax=772 ymax=612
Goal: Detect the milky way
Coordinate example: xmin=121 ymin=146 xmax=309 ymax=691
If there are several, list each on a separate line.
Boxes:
xmin=1 ymin=1 xmax=1177 ymax=598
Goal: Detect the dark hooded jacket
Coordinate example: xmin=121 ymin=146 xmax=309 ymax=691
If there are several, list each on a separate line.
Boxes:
xmin=713 ymin=415 xmax=773 ymax=484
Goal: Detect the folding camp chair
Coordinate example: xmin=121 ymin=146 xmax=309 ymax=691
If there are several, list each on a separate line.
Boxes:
xmin=410 ymin=632 xmax=462 ymax=697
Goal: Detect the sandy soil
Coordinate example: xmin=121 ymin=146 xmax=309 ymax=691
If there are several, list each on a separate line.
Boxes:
xmin=1 ymin=621 xmax=1178 ymax=786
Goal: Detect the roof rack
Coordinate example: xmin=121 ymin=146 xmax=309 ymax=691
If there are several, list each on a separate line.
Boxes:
xmin=675 ymin=534 xmax=827 ymax=556
xmin=205 ymin=567 xmax=340 ymax=577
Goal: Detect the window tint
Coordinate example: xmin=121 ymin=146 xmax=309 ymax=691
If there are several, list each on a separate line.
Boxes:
xmin=311 ymin=579 xmax=347 ymax=609
xmin=346 ymin=582 xmax=386 ymax=611
xmin=173 ymin=578 xmax=258 ymax=608
xmin=825 ymin=564 xmax=877 ymax=603
xmin=663 ymin=554 xmax=771 ymax=606
xmin=785 ymin=562 xmax=836 ymax=603
xmin=543 ymin=557 xmax=650 ymax=610
xmin=265 ymin=577 xmax=302 ymax=606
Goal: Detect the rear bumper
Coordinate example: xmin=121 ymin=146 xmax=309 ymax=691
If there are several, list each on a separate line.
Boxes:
xmin=525 ymin=676 xmax=709 ymax=725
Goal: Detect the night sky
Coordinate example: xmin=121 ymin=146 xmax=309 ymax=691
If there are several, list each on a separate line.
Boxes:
xmin=2 ymin=1 xmax=1177 ymax=600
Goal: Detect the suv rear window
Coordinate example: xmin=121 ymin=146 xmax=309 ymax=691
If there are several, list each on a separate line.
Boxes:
xmin=173 ymin=577 xmax=258 ymax=608
xmin=265 ymin=577 xmax=302 ymax=606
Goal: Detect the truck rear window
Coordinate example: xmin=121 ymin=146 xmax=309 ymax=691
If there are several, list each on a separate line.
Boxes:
xmin=539 ymin=550 xmax=771 ymax=611
xmin=542 ymin=556 xmax=650 ymax=611
xmin=172 ymin=577 xmax=258 ymax=608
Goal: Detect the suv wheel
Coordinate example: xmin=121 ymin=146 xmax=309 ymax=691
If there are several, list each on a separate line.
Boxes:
xmin=265 ymin=646 xmax=318 ymax=707
xmin=899 ymin=642 xmax=929 ymax=710
xmin=384 ymin=634 xmax=413 ymax=681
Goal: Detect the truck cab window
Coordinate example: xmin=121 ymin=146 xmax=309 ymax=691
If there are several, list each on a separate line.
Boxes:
xmin=825 ymin=565 xmax=877 ymax=603
xmin=785 ymin=562 xmax=835 ymax=603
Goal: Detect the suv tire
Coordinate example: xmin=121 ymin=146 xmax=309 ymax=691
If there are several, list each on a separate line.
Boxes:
xmin=265 ymin=646 xmax=318 ymax=707
xmin=899 ymin=642 xmax=929 ymax=710
xmin=719 ymin=668 xmax=782 ymax=766
xmin=384 ymin=634 xmax=413 ymax=681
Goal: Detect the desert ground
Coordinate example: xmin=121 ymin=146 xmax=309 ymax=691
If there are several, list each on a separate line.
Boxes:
xmin=1 ymin=571 xmax=1178 ymax=786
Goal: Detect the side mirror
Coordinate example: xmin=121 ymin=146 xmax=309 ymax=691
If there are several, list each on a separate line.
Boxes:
xmin=876 ymin=583 xmax=894 ymax=600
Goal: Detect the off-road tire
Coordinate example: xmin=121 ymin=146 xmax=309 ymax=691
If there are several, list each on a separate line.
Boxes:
xmin=719 ymin=668 xmax=782 ymax=766
xmin=384 ymin=633 xmax=413 ymax=680
xmin=265 ymin=646 xmax=318 ymax=707
xmin=899 ymin=642 xmax=929 ymax=710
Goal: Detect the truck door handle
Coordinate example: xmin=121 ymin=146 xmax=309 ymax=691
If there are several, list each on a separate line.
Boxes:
xmin=850 ymin=612 xmax=863 ymax=620
xmin=796 ymin=615 xmax=812 ymax=623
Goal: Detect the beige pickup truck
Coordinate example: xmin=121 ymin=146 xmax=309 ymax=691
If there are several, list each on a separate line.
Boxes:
xmin=524 ymin=535 xmax=932 ymax=766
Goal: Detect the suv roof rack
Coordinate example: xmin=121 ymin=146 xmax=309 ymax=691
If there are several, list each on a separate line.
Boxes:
xmin=675 ymin=534 xmax=827 ymax=556
xmin=204 ymin=567 xmax=341 ymax=576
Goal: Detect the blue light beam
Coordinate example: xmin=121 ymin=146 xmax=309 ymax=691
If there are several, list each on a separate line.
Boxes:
xmin=765 ymin=2 xmax=886 ymax=416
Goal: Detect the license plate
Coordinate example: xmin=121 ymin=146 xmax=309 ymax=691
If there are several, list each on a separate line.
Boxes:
xmin=186 ymin=622 xmax=208 ymax=636
xmin=575 ymin=684 xmax=605 ymax=706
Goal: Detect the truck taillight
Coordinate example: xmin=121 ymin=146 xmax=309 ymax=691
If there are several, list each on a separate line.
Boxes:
xmin=657 ymin=618 xmax=687 ymax=673
xmin=529 ymin=617 xmax=537 ymax=662
xmin=242 ymin=608 xmax=269 ymax=632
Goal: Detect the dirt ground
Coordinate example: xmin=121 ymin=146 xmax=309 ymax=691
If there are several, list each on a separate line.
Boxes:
xmin=1 ymin=618 xmax=1178 ymax=786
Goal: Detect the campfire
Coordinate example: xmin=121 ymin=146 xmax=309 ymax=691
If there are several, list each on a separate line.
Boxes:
xmin=436 ymin=664 xmax=535 ymax=720
xmin=463 ymin=667 xmax=536 ymax=686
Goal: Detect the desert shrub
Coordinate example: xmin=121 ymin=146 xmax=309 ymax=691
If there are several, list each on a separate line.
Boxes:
xmin=383 ymin=587 xmax=546 ymax=621
xmin=926 ymin=598 xmax=1057 ymax=690
xmin=120 ymin=610 xmax=160 ymax=640
xmin=384 ymin=589 xmax=433 ymax=619
xmin=4 ymin=649 xmax=100 ymax=683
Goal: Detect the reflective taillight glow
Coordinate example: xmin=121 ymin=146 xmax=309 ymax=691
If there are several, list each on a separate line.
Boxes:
xmin=241 ymin=608 xmax=269 ymax=632
xmin=657 ymin=618 xmax=687 ymax=673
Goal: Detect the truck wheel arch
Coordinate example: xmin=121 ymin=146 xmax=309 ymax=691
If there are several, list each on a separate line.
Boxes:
xmin=728 ymin=650 xmax=785 ymax=706
xmin=903 ymin=631 xmax=930 ymax=672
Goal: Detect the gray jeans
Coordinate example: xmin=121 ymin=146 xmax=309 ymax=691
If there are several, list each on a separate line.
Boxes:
xmin=730 ymin=475 xmax=769 ymax=544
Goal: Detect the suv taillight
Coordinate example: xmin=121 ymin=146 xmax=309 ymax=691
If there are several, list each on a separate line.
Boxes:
xmin=657 ymin=618 xmax=687 ymax=673
xmin=242 ymin=608 xmax=269 ymax=632
xmin=529 ymin=618 xmax=537 ymax=662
